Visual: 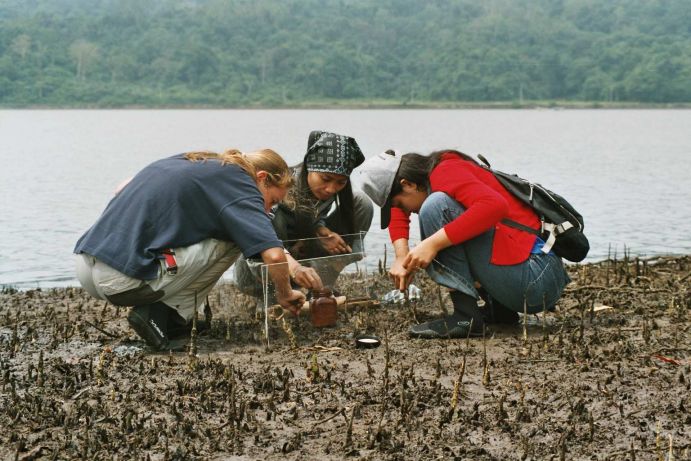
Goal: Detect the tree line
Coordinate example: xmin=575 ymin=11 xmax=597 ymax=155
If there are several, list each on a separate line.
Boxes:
xmin=1 ymin=0 xmax=690 ymax=107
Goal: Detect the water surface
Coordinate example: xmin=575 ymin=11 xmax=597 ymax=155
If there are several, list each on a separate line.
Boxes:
xmin=1 ymin=109 xmax=689 ymax=288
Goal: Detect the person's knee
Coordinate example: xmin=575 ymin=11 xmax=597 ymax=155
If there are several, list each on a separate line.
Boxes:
xmin=105 ymin=285 xmax=164 ymax=306
xmin=233 ymin=258 xmax=263 ymax=297
xmin=419 ymin=192 xmax=463 ymax=225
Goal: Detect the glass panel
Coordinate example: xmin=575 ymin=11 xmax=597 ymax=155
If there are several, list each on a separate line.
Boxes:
xmin=259 ymin=232 xmax=369 ymax=345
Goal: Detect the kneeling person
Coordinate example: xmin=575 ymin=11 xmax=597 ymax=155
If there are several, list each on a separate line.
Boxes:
xmin=236 ymin=130 xmax=373 ymax=295
xmin=359 ymin=149 xmax=571 ymax=339
xmin=74 ymin=149 xmax=309 ymax=350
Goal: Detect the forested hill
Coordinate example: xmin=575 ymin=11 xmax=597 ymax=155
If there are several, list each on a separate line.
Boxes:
xmin=1 ymin=0 xmax=690 ymax=107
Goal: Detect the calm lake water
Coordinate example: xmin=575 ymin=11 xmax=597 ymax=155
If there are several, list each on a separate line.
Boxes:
xmin=1 ymin=109 xmax=690 ymax=288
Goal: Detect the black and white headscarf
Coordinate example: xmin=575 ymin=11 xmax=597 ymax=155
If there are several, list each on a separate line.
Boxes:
xmin=304 ymin=130 xmax=365 ymax=176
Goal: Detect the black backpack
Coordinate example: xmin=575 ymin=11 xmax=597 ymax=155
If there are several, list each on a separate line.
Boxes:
xmin=477 ymin=154 xmax=590 ymax=262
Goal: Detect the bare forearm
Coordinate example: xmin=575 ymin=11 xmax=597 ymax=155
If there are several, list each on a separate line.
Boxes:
xmin=424 ymin=228 xmax=452 ymax=253
xmin=285 ymin=252 xmax=300 ymax=276
xmin=392 ymin=238 xmax=410 ymax=259
xmin=261 ymin=247 xmax=292 ymax=296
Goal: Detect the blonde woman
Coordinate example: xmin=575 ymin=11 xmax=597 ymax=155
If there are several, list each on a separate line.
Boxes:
xmin=75 ymin=149 xmax=306 ymax=350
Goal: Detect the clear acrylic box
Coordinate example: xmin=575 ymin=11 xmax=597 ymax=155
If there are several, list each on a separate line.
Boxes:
xmin=259 ymin=232 xmax=369 ymax=344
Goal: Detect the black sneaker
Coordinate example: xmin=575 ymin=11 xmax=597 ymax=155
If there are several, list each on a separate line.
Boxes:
xmin=485 ymin=298 xmax=520 ymax=325
xmin=127 ymin=303 xmax=171 ymax=350
xmin=408 ymin=316 xmax=484 ymax=339
xmin=477 ymin=288 xmax=520 ymax=325
xmin=167 ymin=316 xmax=210 ymax=339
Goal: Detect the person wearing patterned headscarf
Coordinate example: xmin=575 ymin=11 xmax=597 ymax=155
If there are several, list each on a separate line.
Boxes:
xmin=235 ymin=130 xmax=373 ymax=293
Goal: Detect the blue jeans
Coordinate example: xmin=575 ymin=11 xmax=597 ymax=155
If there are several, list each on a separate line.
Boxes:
xmin=419 ymin=192 xmax=570 ymax=314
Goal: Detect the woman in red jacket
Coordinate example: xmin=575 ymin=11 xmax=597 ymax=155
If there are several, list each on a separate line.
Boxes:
xmin=359 ymin=149 xmax=570 ymax=339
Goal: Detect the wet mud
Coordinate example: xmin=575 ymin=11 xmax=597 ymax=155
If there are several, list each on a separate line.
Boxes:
xmin=1 ymin=256 xmax=689 ymax=460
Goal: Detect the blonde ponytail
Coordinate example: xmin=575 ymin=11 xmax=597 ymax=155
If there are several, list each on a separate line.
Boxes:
xmin=185 ymin=147 xmax=293 ymax=189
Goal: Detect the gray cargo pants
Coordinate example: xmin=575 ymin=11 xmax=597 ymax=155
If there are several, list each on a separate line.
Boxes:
xmin=75 ymin=238 xmax=241 ymax=321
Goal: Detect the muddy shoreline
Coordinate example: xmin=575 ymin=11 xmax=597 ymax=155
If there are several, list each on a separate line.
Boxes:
xmin=1 ymin=256 xmax=689 ymax=460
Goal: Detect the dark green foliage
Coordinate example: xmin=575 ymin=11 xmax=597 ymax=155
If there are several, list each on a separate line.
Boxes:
xmin=1 ymin=0 xmax=690 ymax=107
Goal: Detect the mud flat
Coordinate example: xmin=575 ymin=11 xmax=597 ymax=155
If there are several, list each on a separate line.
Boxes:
xmin=1 ymin=256 xmax=689 ymax=460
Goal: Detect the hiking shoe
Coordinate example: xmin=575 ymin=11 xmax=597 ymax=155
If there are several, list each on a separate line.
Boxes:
xmin=127 ymin=303 xmax=171 ymax=350
xmin=167 ymin=318 xmax=210 ymax=339
xmin=476 ymin=288 xmax=520 ymax=325
xmin=159 ymin=305 xmax=211 ymax=339
xmin=485 ymin=298 xmax=520 ymax=325
xmin=408 ymin=316 xmax=484 ymax=339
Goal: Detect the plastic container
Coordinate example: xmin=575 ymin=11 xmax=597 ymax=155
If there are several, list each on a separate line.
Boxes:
xmin=309 ymin=288 xmax=338 ymax=327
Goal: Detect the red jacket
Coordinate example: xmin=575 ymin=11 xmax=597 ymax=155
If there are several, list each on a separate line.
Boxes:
xmin=388 ymin=153 xmax=540 ymax=265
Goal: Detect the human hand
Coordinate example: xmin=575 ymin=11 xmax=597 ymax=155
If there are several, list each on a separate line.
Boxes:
xmin=291 ymin=265 xmax=323 ymax=290
xmin=403 ymin=240 xmax=438 ymax=272
xmin=318 ymin=231 xmax=352 ymax=255
xmin=389 ymin=257 xmax=415 ymax=291
xmin=277 ymin=289 xmax=306 ymax=315
xmin=288 ymin=241 xmax=307 ymax=260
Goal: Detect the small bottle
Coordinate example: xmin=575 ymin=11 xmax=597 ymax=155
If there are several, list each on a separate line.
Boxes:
xmin=310 ymin=288 xmax=338 ymax=328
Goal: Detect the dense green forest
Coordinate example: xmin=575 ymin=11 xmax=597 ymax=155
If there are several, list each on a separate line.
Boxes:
xmin=1 ymin=0 xmax=690 ymax=107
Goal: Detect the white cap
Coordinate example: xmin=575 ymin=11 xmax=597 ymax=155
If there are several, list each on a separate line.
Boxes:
xmin=358 ymin=150 xmax=401 ymax=229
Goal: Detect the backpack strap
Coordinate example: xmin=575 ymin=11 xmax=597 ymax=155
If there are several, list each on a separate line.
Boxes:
xmin=540 ymin=221 xmax=574 ymax=254
xmin=541 ymin=223 xmax=557 ymax=254
xmin=501 ymin=218 xmax=539 ymax=235
xmin=502 ymin=219 xmax=573 ymax=254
